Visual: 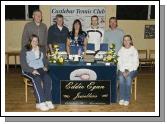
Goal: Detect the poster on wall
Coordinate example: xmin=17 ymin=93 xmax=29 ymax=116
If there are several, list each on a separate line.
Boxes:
xmin=51 ymin=7 xmax=106 ymax=31
xmin=144 ymin=25 xmax=155 ymax=39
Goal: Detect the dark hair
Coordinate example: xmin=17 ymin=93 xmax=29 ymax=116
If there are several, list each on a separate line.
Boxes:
xmin=91 ymin=15 xmax=99 ymax=21
xmin=91 ymin=15 xmax=99 ymax=25
xmin=56 ymin=14 xmax=64 ymax=19
xmin=122 ymin=35 xmax=134 ymax=47
xmin=55 ymin=14 xmax=64 ymax=25
xmin=109 ymin=17 xmax=118 ymax=27
xmin=72 ymin=19 xmax=82 ymax=35
xmin=25 ymin=34 xmax=40 ymax=51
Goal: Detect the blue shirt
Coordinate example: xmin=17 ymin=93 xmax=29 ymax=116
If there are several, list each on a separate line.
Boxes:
xmin=104 ymin=28 xmax=125 ymax=53
xmin=26 ymin=50 xmax=44 ymax=69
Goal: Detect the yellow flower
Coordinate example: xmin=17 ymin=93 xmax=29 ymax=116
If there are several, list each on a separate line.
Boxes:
xmin=107 ymin=51 xmax=112 ymax=55
xmin=107 ymin=55 xmax=112 ymax=61
xmin=53 ymin=44 xmax=59 ymax=48
xmin=103 ymin=57 xmax=107 ymax=61
xmin=58 ymin=57 xmax=64 ymax=63
xmin=54 ymin=51 xmax=58 ymax=55
xmin=109 ymin=44 xmax=115 ymax=49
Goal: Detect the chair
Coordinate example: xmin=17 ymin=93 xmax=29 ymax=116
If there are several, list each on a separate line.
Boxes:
xmin=148 ymin=50 xmax=155 ymax=70
xmin=100 ymin=43 xmax=108 ymax=51
xmin=138 ymin=50 xmax=151 ymax=70
xmin=138 ymin=49 xmax=147 ymax=61
xmin=5 ymin=51 xmax=20 ymax=72
xmin=23 ymin=77 xmax=33 ymax=103
xmin=87 ymin=43 xmax=95 ymax=51
xmin=131 ymin=77 xmax=137 ymax=101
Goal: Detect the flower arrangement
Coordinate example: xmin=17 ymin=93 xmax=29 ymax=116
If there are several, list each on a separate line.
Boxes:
xmin=103 ymin=43 xmax=118 ymax=64
xmin=48 ymin=45 xmax=64 ymax=64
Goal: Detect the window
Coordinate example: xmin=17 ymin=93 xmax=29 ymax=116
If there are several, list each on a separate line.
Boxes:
xmin=116 ymin=5 xmax=155 ymax=20
xmin=5 ymin=5 xmax=39 ymax=20
xmin=150 ymin=5 xmax=155 ymax=19
xmin=28 ymin=5 xmax=40 ymax=18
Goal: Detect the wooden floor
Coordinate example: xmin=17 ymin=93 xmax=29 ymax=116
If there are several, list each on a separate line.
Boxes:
xmin=5 ymin=67 xmax=155 ymax=112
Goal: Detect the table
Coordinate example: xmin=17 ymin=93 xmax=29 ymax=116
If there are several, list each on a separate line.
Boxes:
xmin=5 ymin=51 xmax=20 ymax=72
xmin=49 ymin=62 xmax=117 ymax=104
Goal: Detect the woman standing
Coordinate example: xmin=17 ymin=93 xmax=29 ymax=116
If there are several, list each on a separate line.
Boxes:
xmin=118 ymin=35 xmax=139 ymax=106
xmin=66 ymin=19 xmax=87 ymax=55
xmin=20 ymin=34 xmax=54 ymax=111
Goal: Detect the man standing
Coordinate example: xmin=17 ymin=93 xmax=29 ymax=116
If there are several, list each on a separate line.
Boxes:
xmin=47 ymin=14 xmax=69 ymax=52
xmin=104 ymin=17 xmax=125 ymax=53
xmin=87 ymin=15 xmax=104 ymax=51
xmin=22 ymin=9 xmax=48 ymax=50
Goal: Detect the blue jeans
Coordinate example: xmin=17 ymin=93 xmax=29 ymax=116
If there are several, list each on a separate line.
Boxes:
xmin=118 ymin=70 xmax=138 ymax=101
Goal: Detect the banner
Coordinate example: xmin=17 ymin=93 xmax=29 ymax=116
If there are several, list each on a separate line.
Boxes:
xmin=61 ymin=80 xmax=111 ymax=105
xmin=51 ymin=7 xmax=106 ymax=31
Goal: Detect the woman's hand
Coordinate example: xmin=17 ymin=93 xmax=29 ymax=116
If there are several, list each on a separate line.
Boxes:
xmin=43 ymin=67 xmax=48 ymax=71
xmin=32 ymin=70 xmax=40 ymax=75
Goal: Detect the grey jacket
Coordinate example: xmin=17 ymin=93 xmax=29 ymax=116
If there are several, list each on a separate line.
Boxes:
xmin=20 ymin=46 xmax=48 ymax=73
xmin=21 ymin=21 xmax=48 ymax=48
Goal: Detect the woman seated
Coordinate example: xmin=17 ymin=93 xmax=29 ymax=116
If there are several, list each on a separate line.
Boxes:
xmin=117 ymin=35 xmax=139 ymax=106
xmin=20 ymin=34 xmax=54 ymax=111
xmin=66 ymin=19 xmax=87 ymax=55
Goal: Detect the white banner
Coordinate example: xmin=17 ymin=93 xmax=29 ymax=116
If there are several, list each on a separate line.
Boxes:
xmin=51 ymin=7 xmax=106 ymax=31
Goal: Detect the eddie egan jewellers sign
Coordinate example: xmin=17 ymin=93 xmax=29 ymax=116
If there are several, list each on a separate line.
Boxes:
xmin=61 ymin=80 xmax=111 ymax=104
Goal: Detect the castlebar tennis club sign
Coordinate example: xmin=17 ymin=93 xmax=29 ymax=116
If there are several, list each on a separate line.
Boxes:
xmin=51 ymin=7 xmax=106 ymax=31
xmin=61 ymin=80 xmax=111 ymax=105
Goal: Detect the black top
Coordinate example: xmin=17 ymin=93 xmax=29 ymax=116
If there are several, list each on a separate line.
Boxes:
xmin=47 ymin=24 xmax=69 ymax=44
xmin=68 ymin=31 xmax=87 ymax=46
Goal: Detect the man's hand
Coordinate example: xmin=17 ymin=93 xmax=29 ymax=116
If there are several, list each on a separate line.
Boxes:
xmin=32 ymin=70 xmax=40 ymax=75
xmin=43 ymin=67 xmax=48 ymax=71
xmin=49 ymin=44 xmax=53 ymax=53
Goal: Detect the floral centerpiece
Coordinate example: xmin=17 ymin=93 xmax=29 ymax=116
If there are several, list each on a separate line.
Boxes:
xmin=103 ymin=43 xmax=118 ymax=64
xmin=48 ymin=45 xmax=64 ymax=64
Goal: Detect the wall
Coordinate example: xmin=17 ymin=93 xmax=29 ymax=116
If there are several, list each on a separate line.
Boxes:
xmin=5 ymin=5 xmax=155 ymax=64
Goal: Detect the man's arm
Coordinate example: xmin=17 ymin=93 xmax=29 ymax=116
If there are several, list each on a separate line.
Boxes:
xmin=21 ymin=24 xmax=29 ymax=48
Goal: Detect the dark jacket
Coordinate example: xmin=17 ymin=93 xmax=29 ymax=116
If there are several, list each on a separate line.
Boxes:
xmin=47 ymin=24 xmax=69 ymax=44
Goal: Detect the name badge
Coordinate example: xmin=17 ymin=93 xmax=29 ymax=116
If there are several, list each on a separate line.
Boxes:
xmin=105 ymin=63 xmax=110 ymax=66
xmin=86 ymin=63 xmax=91 ymax=66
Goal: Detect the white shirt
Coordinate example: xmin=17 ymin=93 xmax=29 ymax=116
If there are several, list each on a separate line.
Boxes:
xmin=57 ymin=25 xmax=63 ymax=31
xmin=87 ymin=26 xmax=104 ymax=51
xmin=118 ymin=46 xmax=139 ymax=72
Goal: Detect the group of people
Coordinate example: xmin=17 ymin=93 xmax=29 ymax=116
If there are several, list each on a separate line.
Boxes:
xmin=20 ymin=9 xmax=139 ymax=111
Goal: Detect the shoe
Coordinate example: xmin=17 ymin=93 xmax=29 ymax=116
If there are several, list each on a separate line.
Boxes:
xmin=119 ymin=100 xmax=124 ymax=105
xmin=124 ymin=101 xmax=129 ymax=106
xmin=45 ymin=101 xmax=55 ymax=109
xmin=36 ymin=102 xmax=49 ymax=111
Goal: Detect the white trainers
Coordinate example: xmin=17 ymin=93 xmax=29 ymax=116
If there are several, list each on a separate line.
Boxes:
xmin=124 ymin=101 xmax=129 ymax=106
xmin=119 ymin=100 xmax=124 ymax=105
xmin=36 ymin=102 xmax=49 ymax=111
xmin=45 ymin=101 xmax=55 ymax=109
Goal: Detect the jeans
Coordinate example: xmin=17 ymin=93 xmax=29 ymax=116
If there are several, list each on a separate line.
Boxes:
xmin=118 ymin=70 xmax=138 ymax=101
